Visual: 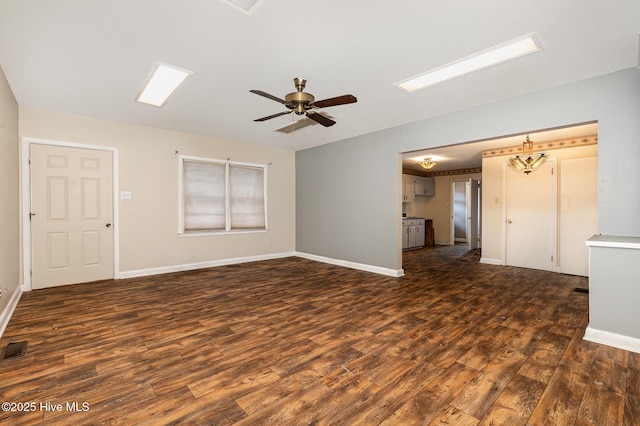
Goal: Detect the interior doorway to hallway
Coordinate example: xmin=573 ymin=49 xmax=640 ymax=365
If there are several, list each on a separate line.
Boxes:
xmin=451 ymin=178 xmax=481 ymax=251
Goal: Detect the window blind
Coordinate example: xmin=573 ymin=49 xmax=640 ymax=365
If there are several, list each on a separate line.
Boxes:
xmin=181 ymin=157 xmax=267 ymax=233
xmin=183 ymin=160 xmax=226 ymax=231
xmin=229 ymin=165 xmax=265 ymax=229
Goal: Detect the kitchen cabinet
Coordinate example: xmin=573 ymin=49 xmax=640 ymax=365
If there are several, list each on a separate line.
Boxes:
xmin=402 ymin=175 xmax=435 ymax=201
xmin=402 ymin=175 xmax=415 ymax=203
xmin=413 ymin=178 xmax=425 ymax=196
xmin=423 ymin=178 xmax=435 ymax=196
xmin=402 ymin=218 xmax=425 ymax=250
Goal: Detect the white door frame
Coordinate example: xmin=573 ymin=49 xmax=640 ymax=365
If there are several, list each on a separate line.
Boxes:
xmin=21 ymin=137 xmax=120 ymax=292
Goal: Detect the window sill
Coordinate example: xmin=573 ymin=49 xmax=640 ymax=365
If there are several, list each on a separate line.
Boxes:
xmin=178 ymin=229 xmax=268 ymax=238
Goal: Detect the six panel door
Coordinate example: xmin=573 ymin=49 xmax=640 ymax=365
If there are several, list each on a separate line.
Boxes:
xmin=30 ymin=144 xmax=114 ymax=289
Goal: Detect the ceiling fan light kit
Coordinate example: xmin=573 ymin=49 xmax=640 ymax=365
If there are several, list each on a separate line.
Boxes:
xmin=251 ymin=78 xmax=357 ymax=129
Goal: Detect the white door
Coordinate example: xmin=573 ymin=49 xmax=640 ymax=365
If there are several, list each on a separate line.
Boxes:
xmin=467 ymin=179 xmax=481 ymax=250
xmin=31 ymin=144 xmax=114 ymax=289
xmin=559 ymin=157 xmax=598 ymax=276
xmin=505 ymin=161 xmax=556 ymax=271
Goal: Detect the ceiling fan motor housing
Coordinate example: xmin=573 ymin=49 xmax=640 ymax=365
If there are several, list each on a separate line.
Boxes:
xmin=285 ymin=91 xmax=315 ymax=115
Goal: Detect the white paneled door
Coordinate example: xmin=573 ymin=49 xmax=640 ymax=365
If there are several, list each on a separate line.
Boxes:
xmin=505 ymin=161 xmax=556 ymax=271
xmin=559 ymin=157 xmax=598 ymax=276
xmin=30 ymin=144 xmax=114 ymax=289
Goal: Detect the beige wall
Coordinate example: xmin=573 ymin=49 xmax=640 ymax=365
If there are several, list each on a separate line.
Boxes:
xmin=481 ymin=144 xmax=598 ymax=263
xmin=19 ymin=107 xmax=296 ymax=275
xmin=0 ymin=66 xmax=20 ymax=318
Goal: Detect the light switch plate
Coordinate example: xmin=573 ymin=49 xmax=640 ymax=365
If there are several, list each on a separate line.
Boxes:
xmin=121 ymin=191 xmax=132 ymax=200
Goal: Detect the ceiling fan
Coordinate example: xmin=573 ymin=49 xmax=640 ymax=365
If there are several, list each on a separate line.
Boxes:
xmin=250 ymin=78 xmax=357 ymax=127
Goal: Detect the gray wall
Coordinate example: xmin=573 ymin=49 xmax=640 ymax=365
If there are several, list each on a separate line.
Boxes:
xmin=589 ymin=246 xmax=640 ymax=339
xmin=296 ymin=135 xmax=402 ymax=270
xmin=296 ymin=67 xmax=640 ymax=270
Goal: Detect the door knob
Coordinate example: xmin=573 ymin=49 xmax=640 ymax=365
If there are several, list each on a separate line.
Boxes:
xmin=106 ymin=223 xmax=112 ymax=227
xmin=507 ymin=219 xmax=513 ymax=224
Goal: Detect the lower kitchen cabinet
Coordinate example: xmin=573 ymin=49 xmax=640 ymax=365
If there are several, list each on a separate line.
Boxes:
xmin=402 ymin=218 xmax=425 ymax=250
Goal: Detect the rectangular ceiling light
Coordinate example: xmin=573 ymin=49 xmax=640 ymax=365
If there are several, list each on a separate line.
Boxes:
xmin=136 ymin=62 xmax=192 ymax=107
xmin=395 ymin=34 xmax=543 ymax=93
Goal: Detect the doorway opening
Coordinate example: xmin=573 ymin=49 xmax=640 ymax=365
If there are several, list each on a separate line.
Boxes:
xmin=401 ymin=121 xmax=598 ymax=275
xmin=451 ymin=179 xmax=481 ymax=251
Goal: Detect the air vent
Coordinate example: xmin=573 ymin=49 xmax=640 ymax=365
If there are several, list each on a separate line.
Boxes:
xmin=1 ymin=341 xmax=27 ymax=360
xmin=275 ymin=113 xmax=334 ymax=134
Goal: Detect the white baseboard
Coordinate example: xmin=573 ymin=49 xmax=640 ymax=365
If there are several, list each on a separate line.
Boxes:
xmin=0 ymin=288 xmax=22 ymax=338
xmin=119 ymin=252 xmax=297 ymax=279
xmin=120 ymin=251 xmax=404 ymax=280
xmin=479 ymin=257 xmax=502 ymax=265
xmin=296 ymin=252 xmax=404 ymax=277
xmin=584 ymin=326 xmax=640 ymax=354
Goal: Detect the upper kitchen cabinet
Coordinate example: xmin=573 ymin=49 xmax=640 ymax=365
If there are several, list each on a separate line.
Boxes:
xmin=403 ymin=175 xmax=435 ymax=202
xmin=423 ymin=177 xmax=435 ymax=196
xmin=402 ymin=174 xmax=415 ymax=203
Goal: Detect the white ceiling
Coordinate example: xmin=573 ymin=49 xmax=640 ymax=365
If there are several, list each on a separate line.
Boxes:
xmin=0 ymin=1 xmax=638 ymax=152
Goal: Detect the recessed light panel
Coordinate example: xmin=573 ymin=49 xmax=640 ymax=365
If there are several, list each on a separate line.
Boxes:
xmin=219 ymin=0 xmax=267 ymax=15
xmin=136 ymin=62 xmax=192 ymax=107
xmin=395 ymin=34 xmax=543 ymax=93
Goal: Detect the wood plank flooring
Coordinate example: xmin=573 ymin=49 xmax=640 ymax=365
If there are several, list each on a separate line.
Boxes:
xmin=1 ymin=244 xmax=639 ymax=425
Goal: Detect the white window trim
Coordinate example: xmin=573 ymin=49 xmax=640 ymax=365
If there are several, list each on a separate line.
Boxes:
xmin=178 ymin=155 xmax=268 ymax=236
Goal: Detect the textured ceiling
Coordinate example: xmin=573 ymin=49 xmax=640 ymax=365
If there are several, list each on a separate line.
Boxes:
xmin=0 ymin=1 xmax=638 ymax=152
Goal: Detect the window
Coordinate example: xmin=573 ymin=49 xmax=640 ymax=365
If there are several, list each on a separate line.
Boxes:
xmin=179 ymin=156 xmax=267 ymax=234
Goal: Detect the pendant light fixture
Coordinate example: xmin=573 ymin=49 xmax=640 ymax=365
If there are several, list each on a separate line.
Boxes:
xmin=418 ymin=158 xmax=437 ymax=170
xmin=508 ymin=134 xmax=547 ymax=174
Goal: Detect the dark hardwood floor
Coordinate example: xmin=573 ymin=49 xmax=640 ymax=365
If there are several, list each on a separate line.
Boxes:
xmin=1 ymin=245 xmax=639 ymax=425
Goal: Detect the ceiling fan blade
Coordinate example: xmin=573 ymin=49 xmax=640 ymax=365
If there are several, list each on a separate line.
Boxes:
xmin=254 ymin=111 xmax=292 ymax=122
xmin=250 ymin=90 xmax=287 ymax=104
xmin=306 ymin=111 xmax=336 ymax=127
xmin=312 ymin=94 xmax=357 ymax=108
